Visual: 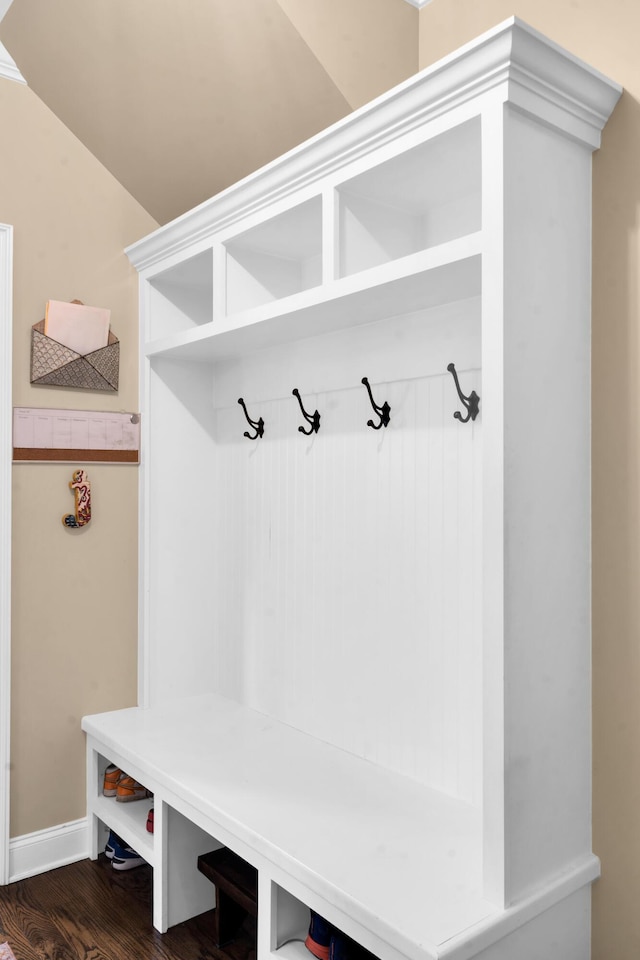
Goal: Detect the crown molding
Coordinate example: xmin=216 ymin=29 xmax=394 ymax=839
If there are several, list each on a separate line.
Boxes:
xmin=127 ymin=17 xmax=622 ymax=273
xmin=0 ymin=41 xmax=24 ymax=84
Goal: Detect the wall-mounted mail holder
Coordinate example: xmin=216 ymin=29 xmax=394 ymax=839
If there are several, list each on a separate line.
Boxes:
xmin=30 ymin=300 xmax=119 ymax=392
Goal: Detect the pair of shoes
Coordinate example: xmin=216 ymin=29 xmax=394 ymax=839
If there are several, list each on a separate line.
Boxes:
xmin=305 ymin=912 xmax=351 ymax=960
xmin=104 ymin=830 xmax=146 ymax=871
xmin=146 ymin=803 xmax=154 ymax=833
xmin=103 ymin=764 xmax=150 ymax=803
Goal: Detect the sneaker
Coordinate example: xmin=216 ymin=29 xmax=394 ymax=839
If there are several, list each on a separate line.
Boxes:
xmin=329 ymin=934 xmax=350 ymax=960
xmin=305 ymin=911 xmax=332 ymax=960
xmin=116 ymin=776 xmax=149 ymax=802
xmin=146 ymin=804 xmax=154 ymax=833
xmin=111 ymin=844 xmax=146 ymax=871
xmin=103 ymin=764 xmax=123 ymax=797
xmin=104 ymin=830 xmax=124 ymax=860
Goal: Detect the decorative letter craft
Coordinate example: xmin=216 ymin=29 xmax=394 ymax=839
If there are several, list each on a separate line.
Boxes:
xmin=63 ymin=469 xmax=91 ymax=528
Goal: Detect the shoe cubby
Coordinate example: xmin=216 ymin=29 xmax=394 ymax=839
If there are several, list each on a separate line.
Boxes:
xmin=88 ymin=750 xmax=155 ymax=867
xmin=269 ymin=887 xmax=379 ymax=960
xmin=270 ymin=885 xmax=310 ymax=956
xmin=146 ymin=248 xmax=214 ymax=342
xmin=337 ymin=117 xmax=481 ymax=279
xmin=225 ymin=196 xmax=322 ymax=315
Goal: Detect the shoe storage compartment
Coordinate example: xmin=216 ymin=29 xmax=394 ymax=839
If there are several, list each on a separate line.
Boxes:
xmin=86 ymin=747 xmax=155 ymax=867
xmin=198 ymin=846 xmax=258 ymax=946
xmin=268 ymin=884 xmax=382 ymax=960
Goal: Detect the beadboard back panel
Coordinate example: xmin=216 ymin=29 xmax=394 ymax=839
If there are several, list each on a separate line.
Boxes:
xmin=145 ymin=297 xmax=482 ymax=800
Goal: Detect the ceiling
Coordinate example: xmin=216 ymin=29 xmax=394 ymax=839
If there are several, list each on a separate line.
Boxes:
xmin=0 ymin=0 xmax=419 ymax=225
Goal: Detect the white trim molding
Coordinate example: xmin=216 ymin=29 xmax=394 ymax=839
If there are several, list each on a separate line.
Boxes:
xmin=401 ymin=0 xmax=434 ymax=8
xmin=0 ymin=42 xmax=24 ymax=84
xmin=0 ymin=223 xmax=12 ymax=886
xmin=8 ymin=819 xmax=89 ymax=883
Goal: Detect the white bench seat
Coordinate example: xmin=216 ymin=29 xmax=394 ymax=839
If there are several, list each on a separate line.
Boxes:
xmin=83 ymin=692 xmax=495 ymax=960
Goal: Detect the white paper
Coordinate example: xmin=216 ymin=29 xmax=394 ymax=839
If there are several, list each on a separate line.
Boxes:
xmin=45 ymin=300 xmax=110 ymax=355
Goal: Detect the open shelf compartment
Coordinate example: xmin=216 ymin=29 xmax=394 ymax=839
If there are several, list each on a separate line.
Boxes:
xmin=89 ymin=749 xmax=155 ymax=865
xmin=338 ymin=117 xmax=481 ymax=278
xmin=147 ymin=248 xmax=214 ymax=341
xmin=225 ymin=196 xmax=322 ymax=315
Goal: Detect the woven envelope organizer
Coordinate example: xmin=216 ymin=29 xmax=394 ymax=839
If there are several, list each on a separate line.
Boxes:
xmin=30 ymin=318 xmax=119 ymax=391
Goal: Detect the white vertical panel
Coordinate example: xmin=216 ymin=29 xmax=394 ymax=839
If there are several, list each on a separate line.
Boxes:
xmin=209 ymin=340 xmax=482 ymax=802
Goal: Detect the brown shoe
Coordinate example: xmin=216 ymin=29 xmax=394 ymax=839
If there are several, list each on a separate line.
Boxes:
xmin=103 ymin=764 xmax=123 ymax=797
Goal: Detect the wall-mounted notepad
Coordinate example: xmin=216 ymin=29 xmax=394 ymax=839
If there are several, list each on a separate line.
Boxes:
xmin=13 ymin=407 xmax=140 ymax=463
xmin=45 ymin=300 xmax=110 ymax=355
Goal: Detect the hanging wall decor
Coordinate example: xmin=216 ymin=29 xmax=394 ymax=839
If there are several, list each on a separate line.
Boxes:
xmin=31 ymin=300 xmax=119 ymax=392
xmin=62 ymin=469 xmax=91 ymax=528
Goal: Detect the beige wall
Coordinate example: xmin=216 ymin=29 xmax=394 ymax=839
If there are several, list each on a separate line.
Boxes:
xmin=419 ymin=3 xmax=640 ymax=958
xmin=275 ymin=0 xmax=418 ymax=109
xmin=1 ymin=76 xmax=157 ymax=836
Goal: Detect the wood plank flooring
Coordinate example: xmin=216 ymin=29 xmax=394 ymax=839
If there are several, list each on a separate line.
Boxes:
xmin=0 ymin=856 xmax=256 ymax=960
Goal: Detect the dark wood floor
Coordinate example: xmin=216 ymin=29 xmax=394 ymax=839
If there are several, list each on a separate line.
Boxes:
xmin=0 ymin=855 xmax=256 ymax=960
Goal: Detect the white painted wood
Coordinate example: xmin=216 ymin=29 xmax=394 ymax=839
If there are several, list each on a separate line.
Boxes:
xmin=147 ymin=248 xmax=213 ymax=341
xmin=226 ymin=197 xmax=322 ymax=315
xmin=8 ymin=819 xmax=89 ymax=883
xmin=85 ymin=18 xmax=622 ymax=960
xmin=338 ymin=117 xmax=481 ymax=276
xmin=145 ymin=236 xmax=482 ymax=361
xmin=82 ymin=696 xmax=601 ymax=960
xmin=126 ymin=19 xmax=620 ymax=273
xmin=0 ymin=224 xmax=12 ymax=887
xmin=165 ymin=805 xmax=216 ymax=928
xmin=82 ymin=695 xmax=491 ymax=958
xmin=483 ymin=104 xmax=595 ymax=907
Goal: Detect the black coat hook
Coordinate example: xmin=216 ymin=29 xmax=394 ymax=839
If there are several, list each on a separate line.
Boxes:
xmin=238 ymin=397 xmax=264 ymax=439
xmin=361 ymin=377 xmax=390 ymax=429
xmin=447 ymin=363 xmax=480 ymax=423
xmin=292 ymin=388 xmax=320 ymax=435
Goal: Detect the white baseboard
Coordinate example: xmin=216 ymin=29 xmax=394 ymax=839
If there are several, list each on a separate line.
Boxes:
xmin=8 ymin=818 xmax=89 ymax=883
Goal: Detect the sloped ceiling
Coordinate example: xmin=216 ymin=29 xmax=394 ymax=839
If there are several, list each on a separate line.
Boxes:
xmin=0 ymin=0 xmax=418 ymax=225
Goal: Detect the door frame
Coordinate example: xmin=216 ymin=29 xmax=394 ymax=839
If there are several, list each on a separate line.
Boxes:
xmin=0 ymin=223 xmax=13 ymax=884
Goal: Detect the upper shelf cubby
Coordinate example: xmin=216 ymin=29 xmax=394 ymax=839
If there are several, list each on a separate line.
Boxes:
xmin=338 ymin=117 xmax=481 ymax=278
xmin=225 ymin=196 xmax=322 ymax=315
xmin=147 ymin=249 xmax=213 ymax=341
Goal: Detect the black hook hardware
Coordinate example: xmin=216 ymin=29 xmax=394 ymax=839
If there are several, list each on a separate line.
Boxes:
xmin=292 ymin=388 xmax=320 ymax=435
xmin=238 ymin=397 xmax=264 ymax=440
xmin=447 ymin=363 xmax=480 ymax=423
xmin=361 ymin=377 xmax=390 ymax=430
